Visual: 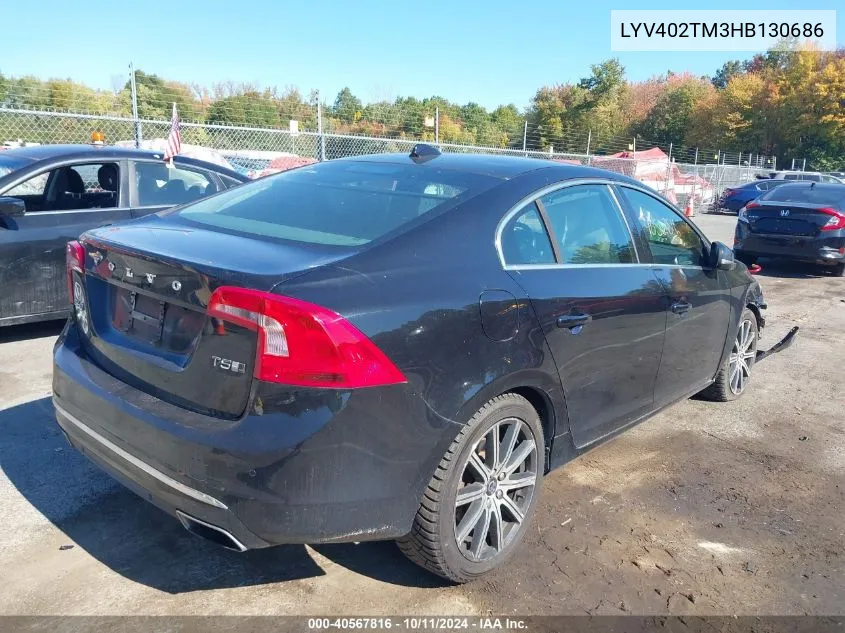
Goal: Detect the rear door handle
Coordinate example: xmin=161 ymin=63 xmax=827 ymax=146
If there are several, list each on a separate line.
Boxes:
xmin=671 ymin=301 xmax=692 ymax=315
xmin=556 ymin=312 xmax=592 ymax=329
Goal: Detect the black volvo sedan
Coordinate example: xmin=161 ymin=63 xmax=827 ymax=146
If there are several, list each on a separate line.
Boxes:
xmin=0 ymin=144 xmax=247 ymax=326
xmin=52 ymin=147 xmax=796 ymax=582
xmin=734 ymin=182 xmax=845 ymax=276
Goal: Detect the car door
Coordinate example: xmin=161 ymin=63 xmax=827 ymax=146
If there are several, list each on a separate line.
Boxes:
xmin=129 ymin=160 xmax=221 ymax=218
xmin=499 ymin=182 xmax=668 ymax=448
xmin=0 ymin=160 xmax=131 ymax=323
xmin=615 ymin=185 xmax=731 ymax=407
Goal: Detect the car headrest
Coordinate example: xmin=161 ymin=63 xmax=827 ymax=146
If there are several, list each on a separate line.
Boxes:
xmin=58 ymin=168 xmax=85 ymax=194
xmin=98 ymin=164 xmax=118 ymax=192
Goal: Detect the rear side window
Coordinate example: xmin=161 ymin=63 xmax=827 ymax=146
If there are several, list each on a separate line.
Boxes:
xmin=539 ymin=185 xmax=635 ymax=264
xmin=500 ymin=204 xmax=555 ymax=265
xmin=176 ymin=160 xmax=497 ymax=246
xmin=761 ymin=184 xmax=845 ymax=207
xmin=136 ymin=162 xmax=218 ymax=207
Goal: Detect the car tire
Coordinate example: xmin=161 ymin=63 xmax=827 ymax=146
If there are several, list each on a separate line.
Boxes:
xmin=831 ymin=262 xmax=845 ymax=277
xmin=397 ymin=393 xmax=544 ymax=583
xmin=699 ymin=308 xmax=759 ymax=402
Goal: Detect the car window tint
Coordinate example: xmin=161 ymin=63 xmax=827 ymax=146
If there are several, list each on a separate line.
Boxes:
xmin=500 ymin=203 xmax=555 ymax=265
xmin=621 ymin=187 xmax=705 ymax=267
xmin=539 ymin=185 xmax=634 ymax=265
xmin=136 ymin=162 xmax=218 ymax=207
xmin=176 ymin=160 xmax=498 ymax=246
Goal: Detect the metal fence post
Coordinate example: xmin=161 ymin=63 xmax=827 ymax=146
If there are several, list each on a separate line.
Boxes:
xmin=665 ymin=143 xmax=673 ymax=196
xmin=586 ymin=129 xmax=592 ymax=157
xmin=632 ymin=137 xmax=636 ymax=153
xmin=435 ymin=107 xmax=439 ymax=145
xmin=129 ymin=63 xmax=142 ymax=148
xmin=522 ymin=120 xmax=527 ymax=155
xmin=317 ymin=96 xmax=326 ymax=162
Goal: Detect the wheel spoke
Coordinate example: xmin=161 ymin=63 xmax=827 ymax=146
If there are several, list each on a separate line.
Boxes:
xmin=456 ymin=499 xmax=485 ymax=543
xmin=730 ymin=362 xmax=741 ymax=392
xmin=467 ymin=450 xmax=490 ymax=480
xmin=469 ymin=504 xmax=492 ymax=559
xmin=485 ymin=424 xmax=500 ymax=471
xmin=499 ymin=420 xmax=521 ymax=472
xmin=500 ymin=470 xmax=536 ymax=493
xmin=489 ymin=503 xmax=505 ymax=552
xmin=499 ymin=494 xmax=525 ymax=523
xmin=456 ymin=482 xmax=485 ymax=507
xmin=503 ymin=438 xmax=536 ymax=475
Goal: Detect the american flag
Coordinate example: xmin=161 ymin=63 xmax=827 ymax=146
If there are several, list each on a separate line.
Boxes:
xmin=163 ymin=102 xmax=181 ymax=162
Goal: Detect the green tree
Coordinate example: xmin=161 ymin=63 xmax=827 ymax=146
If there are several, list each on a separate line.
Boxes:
xmin=711 ymin=60 xmax=744 ymax=89
xmin=207 ymin=91 xmax=280 ymax=127
xmin=333 ymin=87 xmax=362 ymax=123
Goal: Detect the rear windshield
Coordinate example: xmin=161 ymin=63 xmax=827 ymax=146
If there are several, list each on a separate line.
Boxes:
xmin=760 ymin=184 xmax=845 ymax=207
xmin=176 ymin=160 xmax=498 ymax=246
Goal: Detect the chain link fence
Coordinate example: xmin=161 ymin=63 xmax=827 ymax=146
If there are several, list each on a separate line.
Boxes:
xmin=0 ymin=105 xmax=774 ymax=213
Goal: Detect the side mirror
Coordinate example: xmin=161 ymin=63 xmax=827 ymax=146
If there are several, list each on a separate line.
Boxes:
xmin=0 ymin=196 xmax=25 ymax=218
xmin=709 ymin=241 xmax=736 ymax=271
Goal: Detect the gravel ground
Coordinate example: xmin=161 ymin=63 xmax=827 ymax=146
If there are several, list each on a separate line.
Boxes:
xmin=0 ymin=213 xmax=842 ymax=616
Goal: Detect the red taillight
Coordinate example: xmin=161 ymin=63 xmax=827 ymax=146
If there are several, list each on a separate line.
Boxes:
xmin=723 ymin=188 xmax=736 ymax=197
xmin=745 ymin=202 xmax=761 ymax=210
xmin=819 ymin=207 xmax=845 ymax=231
xmin=66 ymin=240 xmax=85 ymax=302
xmin=207 ymin=286 xmax=407 ymax=389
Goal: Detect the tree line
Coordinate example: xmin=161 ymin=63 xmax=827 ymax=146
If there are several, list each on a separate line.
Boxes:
xmin=1 ymin=45 xmax=843 ymax=169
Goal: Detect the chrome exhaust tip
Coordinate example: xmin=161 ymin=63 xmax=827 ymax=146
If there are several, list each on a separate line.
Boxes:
xmin=175 ymin=511 xmax=248 ymax=552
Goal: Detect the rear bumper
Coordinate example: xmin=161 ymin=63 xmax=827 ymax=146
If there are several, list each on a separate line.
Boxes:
xmin=53 ymin=326 xmax=456 ymax=549
xmin=734 ymin=225 xmax=845 ymax=264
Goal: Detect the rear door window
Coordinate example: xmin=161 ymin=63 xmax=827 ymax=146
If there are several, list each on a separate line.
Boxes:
xmin=539 ymin=184 xmax=635 ymax=264
xmin=175 ymin=160 xmax=498 ymax=246
xmin=135 ymin=162 xmax=219 ymax=207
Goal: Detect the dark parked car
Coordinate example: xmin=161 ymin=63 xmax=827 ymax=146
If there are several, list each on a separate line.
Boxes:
xmin=735 ymin=182 xmax=845 ymax=276
xmin=53 ymin=147 xmax=796 ymax=582
xmin=0 ymin=144 xmax=247 ymax=326
xmin=711 ymin=179 xmax=787 ymax=214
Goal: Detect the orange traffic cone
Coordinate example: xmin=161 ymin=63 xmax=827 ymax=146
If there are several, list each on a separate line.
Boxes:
xmin=684 ymin=199 xmax=694 ymax=217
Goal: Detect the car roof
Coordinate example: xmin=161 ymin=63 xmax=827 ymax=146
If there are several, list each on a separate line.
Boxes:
xmin=335 ymin=151 xmax=639 ymax=183
xmin=0 ymin=144 xmax=246 ymax=179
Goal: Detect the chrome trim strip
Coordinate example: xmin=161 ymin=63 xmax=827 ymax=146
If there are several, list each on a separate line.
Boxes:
xmin=54 ymin=402 xmax=228 ymax=510
xmin=176 ymin=511 xmax=247 ymax=552
xmin=503 ymin=262 xmax=706 ymax=271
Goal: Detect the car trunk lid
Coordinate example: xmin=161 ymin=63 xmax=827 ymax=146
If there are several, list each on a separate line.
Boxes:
xmin=76 ymin=216 xmax=355 ymax=418
xmin=745 ymin=203 xmax=838 ymax=237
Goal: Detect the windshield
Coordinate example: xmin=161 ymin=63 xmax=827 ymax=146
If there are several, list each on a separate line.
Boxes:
xmin=760 ymin=184 xmax=845 ymax=207
xmin=176 ymin=160 xmax=498 ymax=246
xmin=0 ymin=154 xmax=33 ymax=180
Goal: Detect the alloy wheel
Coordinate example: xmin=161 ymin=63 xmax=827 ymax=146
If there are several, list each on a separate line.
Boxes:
xmin=454 ymin=417 xmax=538 ymax=562
xmin=728 ymin=319 xmax=756 ymax=395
